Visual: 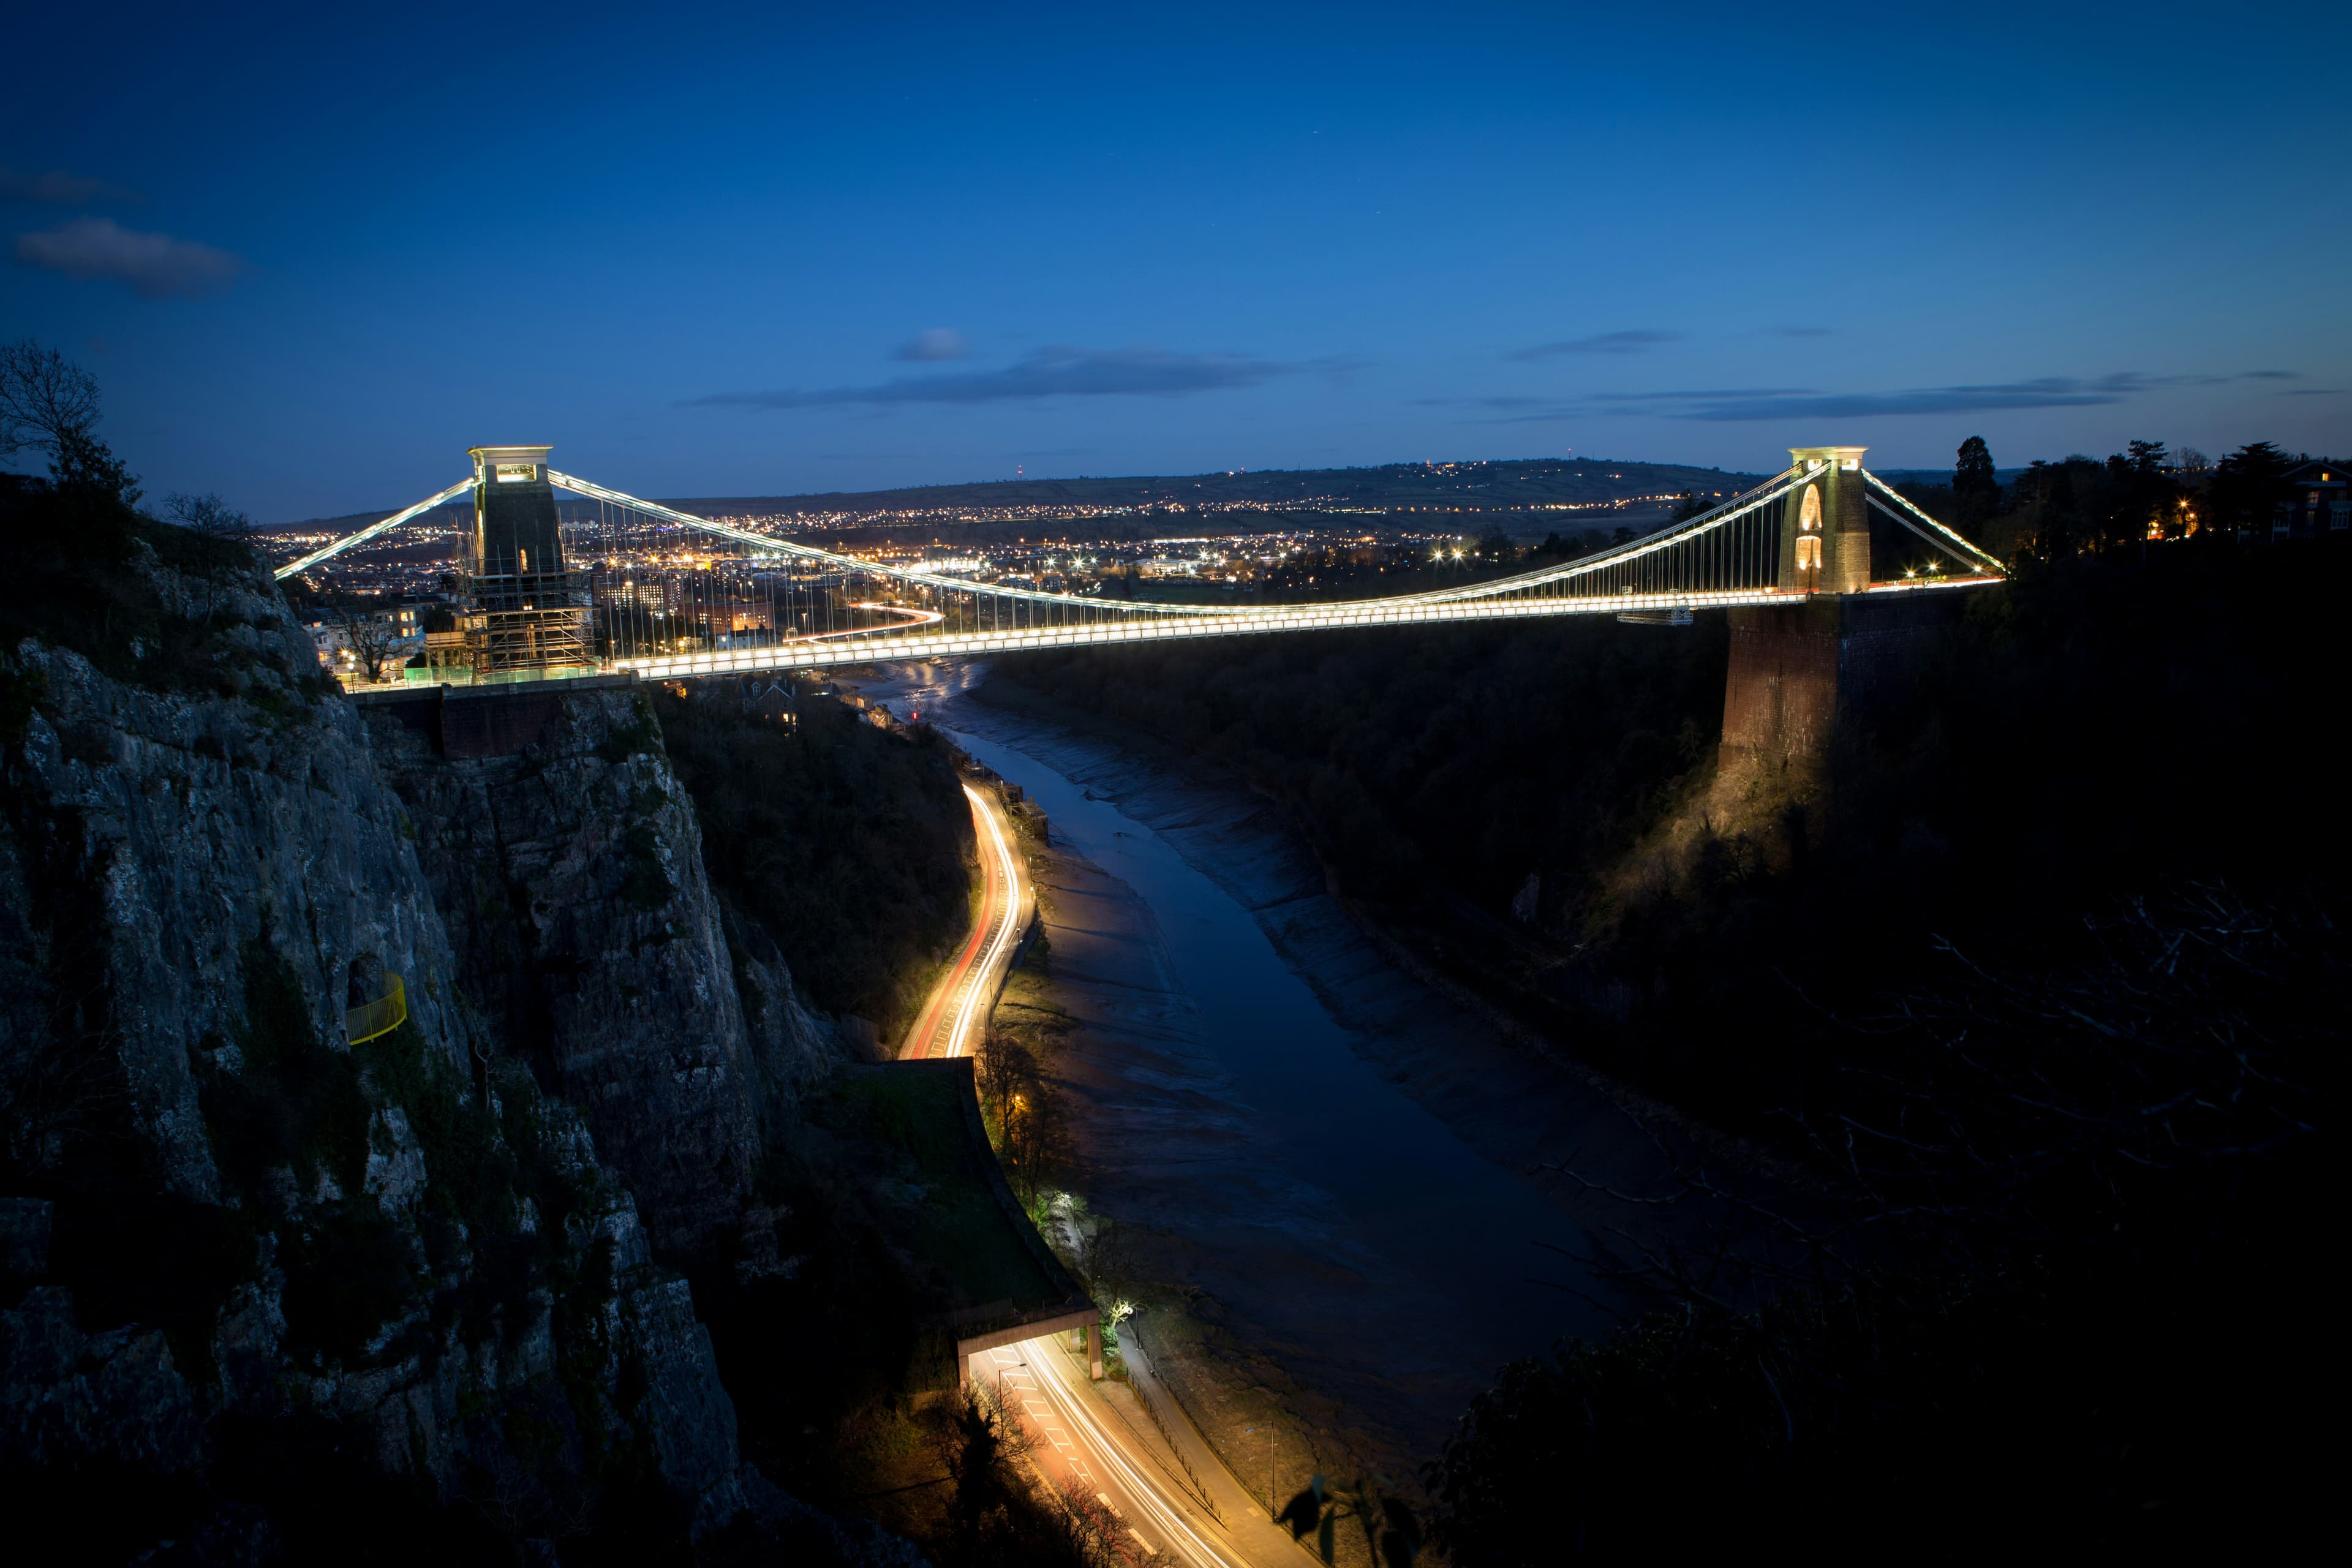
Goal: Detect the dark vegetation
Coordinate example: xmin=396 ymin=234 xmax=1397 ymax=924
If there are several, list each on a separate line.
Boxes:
xmin=1427 ymin=889 xmax=2329 ymax=1559
xmin=652 ymin=687 xmax=973 ymax=1035
xmin=986 ymin=609 xmax=1728 ymax=948
xmin=687 ymin=1065 xmax=1118 ymax=1568
xmin=985 ymin=435 xmax=2339 ymax=1556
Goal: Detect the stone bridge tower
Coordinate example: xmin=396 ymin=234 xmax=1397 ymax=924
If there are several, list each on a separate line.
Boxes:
xmin=459 ymin=445 xmax=593 ymax=678
xmin=1777 ymin=446 xmax=1871 ymax=595
xmin=1722 ymin=445 xmax=1957 ymax=767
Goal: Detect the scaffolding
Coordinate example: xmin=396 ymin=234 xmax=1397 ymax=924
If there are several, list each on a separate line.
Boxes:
xmin=459 ymin=565 xmax=594 ymax=678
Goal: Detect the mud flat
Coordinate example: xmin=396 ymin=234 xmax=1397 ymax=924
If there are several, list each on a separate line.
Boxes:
xmin=842 ymin=662 xmax=1700 ymax=1494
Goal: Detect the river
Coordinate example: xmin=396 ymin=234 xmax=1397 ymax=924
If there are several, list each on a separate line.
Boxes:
xmin=845 ymin=660 xmax=1683 ymax=1471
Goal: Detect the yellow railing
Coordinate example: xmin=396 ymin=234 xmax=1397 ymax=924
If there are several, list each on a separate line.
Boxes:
xmin=344 ymin=974 xmax=407 ymax=1046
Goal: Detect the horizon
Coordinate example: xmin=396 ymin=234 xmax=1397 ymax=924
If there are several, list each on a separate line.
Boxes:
xmin=5 ymin=1 xmax=2345 ymax=522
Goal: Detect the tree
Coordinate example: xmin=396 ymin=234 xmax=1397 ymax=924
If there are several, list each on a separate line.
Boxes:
xmin=2206 ymin=441 xmax=2293 ymax=540
xmin=1279 ymin=1473 xmax=1422 ymax=1567
xmin=0 ymin=338 xmax=138 ymax=505
xmin=1953 ymin=435 xmax=2000 ymax=534
xmin=165 ymin=491 xmax=253 ymax=543
xmin=331 ymin=601 xmax=402 ymax=684
xmin=0 ymin=339 xmax=99 ymax=466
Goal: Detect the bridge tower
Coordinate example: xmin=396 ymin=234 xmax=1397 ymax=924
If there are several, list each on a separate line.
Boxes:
xmin=459 ymin=445 xmax=593 ymax=679
xmin=1777 ymin=446 xmax=1871 ymax=594
xmin=1722 ymin=444 xmax=1954 ymax=767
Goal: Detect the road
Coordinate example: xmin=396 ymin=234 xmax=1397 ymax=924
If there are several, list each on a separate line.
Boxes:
xmin=978 ymin=1332 xmax=1306 ymax=1568
xmin=861 ymin=670 xmax=1299 ymax=1566
xmin=900 ymin=776 xmax=1028 ymax=1060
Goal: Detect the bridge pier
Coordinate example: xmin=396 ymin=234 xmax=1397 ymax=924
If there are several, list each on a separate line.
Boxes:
xmin=1721 ymin=593 xmax=1967 ymax=768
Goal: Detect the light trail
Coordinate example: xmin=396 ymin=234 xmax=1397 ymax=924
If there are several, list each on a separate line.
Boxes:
xmin=944 ymin=784 xmax=1022 ymax=1059
xmin=1021 ymin=1336 xmax=1244 ymax=1568
xmin=900 ymin=783 xmax=1024 ymax=1059
xmin=766 ymin=601 xmax=946 ymax=647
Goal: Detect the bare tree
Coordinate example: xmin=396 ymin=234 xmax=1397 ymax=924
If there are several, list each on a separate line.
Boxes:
xmin=0 ymin=337 xmax=137 ymax=503
xmin=333 ymin=601 xmax=402 ymax=684
xmin=165 ymin=491 xmax=253 ymax=542
xmin=0 ymin=338 xmax=100 ymax=464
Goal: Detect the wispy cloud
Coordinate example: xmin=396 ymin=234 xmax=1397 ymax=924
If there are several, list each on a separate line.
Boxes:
xmin=1415 ymin=394 xmax=1547 ymax=409
xmin=892 ymin=327 xmax=969 ymax=362
xmin=1648 ymin=372 xmax=2300 ymax=421
xmin=1658 ymin=379 xmax=2135 ymax=421
xmin=13 ymin=217 xmax=241 ymax=297
xmin=1506 ymin=330 xmax=1678 ymax=361
xmin=1444 ymin=371 xmax=2303 ymax=424
xmin=1470 ymin=371 xmax=2299 ymax=423
xmin=691 ymin=345 xmax=1309 ymax=410
xmin=0 ymin=167 xmax=139 ymax=205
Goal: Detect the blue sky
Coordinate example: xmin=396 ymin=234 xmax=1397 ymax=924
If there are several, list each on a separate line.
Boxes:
xmin=2 ymin=1 xmax=2345 ymax=520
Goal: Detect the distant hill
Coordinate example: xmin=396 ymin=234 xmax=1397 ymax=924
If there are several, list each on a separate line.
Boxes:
xmin=269 ymin=456 xmax=1773 ymax=537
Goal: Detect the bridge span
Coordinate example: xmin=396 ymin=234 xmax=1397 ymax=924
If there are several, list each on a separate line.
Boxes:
xmin=279 ymin=443 xmax=2003 ymax=688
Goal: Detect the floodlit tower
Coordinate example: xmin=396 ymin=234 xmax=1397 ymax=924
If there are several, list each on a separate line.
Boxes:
xmin=459 ymin=445 xmax=593 ymax=679
xmin=1779 ymin=445 xmax=1870 ymax=595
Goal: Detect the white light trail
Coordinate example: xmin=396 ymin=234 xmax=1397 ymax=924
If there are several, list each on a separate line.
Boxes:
xmin=944 ymin=784 xmax=1023 ymax=1059
xmin=1023 ymin=1338 xmax=1242 ymax=1568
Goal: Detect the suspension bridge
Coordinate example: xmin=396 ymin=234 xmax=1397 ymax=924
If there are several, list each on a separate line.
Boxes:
xmin=277 ymin=443 xmax=2003 ymax=690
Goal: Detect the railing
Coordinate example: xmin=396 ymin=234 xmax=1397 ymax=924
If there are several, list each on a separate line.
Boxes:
xmin=344 ymin=974 xmax=407 ymax=1046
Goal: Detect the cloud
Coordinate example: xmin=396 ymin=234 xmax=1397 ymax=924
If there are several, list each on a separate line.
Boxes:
xmin=1769 ymin=325 xmax=1833 ymax=338
xmin=1415 ymin=394 xmax=1547 ymax=409
xmin=1507 ymin=330 xmax=1678 ymax=361
xmin=892 ymin=327 xmax=970 ymax=362
xmin=13 ymin=217 xmax=241 ymax=298
xmin=1660 ymin=379 xmax=2132 ymax=421
xmin=1574 ymin=371 xmax=2304 ymax=422
xmin=0 ymin=167 xmax=139 ymax=205
xmin=690 ymin=345 xmax=1306 ymax=410
xmin=2280 ymin=388 xmax=2343 ymax=397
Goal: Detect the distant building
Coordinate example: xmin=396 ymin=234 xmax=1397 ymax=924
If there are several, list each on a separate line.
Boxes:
xmin=2274 ymin=461 xmax=2350 ymax=540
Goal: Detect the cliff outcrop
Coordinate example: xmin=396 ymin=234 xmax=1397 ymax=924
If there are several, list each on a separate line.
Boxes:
xmin=364 ymin=687 xmax=838 ymax=1259
xmin=0 ymin=527 xmax=878 ymax=1560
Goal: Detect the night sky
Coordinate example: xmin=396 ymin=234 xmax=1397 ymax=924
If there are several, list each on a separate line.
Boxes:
xmin=3 ymin=1 xmax=2344 ymax=520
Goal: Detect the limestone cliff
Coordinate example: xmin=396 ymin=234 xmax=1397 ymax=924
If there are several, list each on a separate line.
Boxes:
xmin=363 ymin=684 xmax=840 ymax=1260
xmin=0 ymin=535 xmax=889 ymax=1561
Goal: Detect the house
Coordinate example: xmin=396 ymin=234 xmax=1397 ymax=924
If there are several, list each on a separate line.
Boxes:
xmin=2275 ymin=460 xmax=2350 ymax=540
xmin=741 ymin=677 xmax=796 ymax=726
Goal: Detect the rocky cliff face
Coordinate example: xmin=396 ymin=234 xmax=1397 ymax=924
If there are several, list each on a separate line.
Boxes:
xmin=364 ymin=685 xmax=840 ymax=1261
xmin=0 ymin=539 xmax=888 ymax=1561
